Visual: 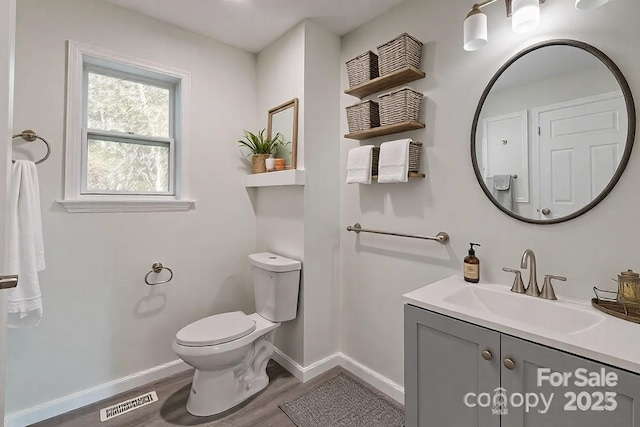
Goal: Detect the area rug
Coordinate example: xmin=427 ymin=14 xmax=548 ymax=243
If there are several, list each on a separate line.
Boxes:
xmin=279 ymin=373 xmax=405 ymax=427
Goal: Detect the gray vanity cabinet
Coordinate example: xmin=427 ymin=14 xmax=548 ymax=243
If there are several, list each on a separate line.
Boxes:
xmin=501 ymin=335 xmax=640 ymax=427
xmin=404 ymin=304 xmax=501 ymax=427
xmin=405 ymin=304 xmax=640 ymax=427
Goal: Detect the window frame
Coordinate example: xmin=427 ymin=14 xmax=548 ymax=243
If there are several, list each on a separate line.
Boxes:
xmin=81 ymin=130 xmax=175 ymax=196
xmin=61 ymin=40 xmax=194 ymax=213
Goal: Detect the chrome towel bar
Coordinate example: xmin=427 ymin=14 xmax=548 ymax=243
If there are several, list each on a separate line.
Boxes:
xmin=145 ymin=262 xmax=174 ymax=285
xmin=346 ymin=223 xmax=449 ymax=244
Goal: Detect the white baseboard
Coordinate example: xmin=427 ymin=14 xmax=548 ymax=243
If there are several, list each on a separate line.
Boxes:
xmin=336 ymin=352 xmax=405 ymax=405
xmin=273 ymin=348 xmax=404 ymax=405
xmin=271 ymin=348 xmax=340 ymax=382
xmin=5 ymin=359 xmax=190 ymax=427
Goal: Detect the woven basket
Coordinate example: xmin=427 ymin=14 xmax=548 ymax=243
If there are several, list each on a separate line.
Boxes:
xmin=252 ymin=154 xmax=269 ymax=174
xmin=407 ymin=141 xmax=422 ymax=173
xmin=346 ymin=51 xmax=379 ymax=88
xmin=346 ymin=100 xmax=380 ymax=133
xmin=371 ymin=147 xmax=380 ymax=176
xmin=378 ymin=87 xmax=423 ymax=126
xmin=373 ymin=142 xmax=421 ymax=174
xmin=377 ymin=33 xmax=423 ymax=76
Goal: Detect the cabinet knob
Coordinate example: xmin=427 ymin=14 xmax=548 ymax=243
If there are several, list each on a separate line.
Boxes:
xmin=503 ymin=358 xmax=516 ymax=370
xmin=481 ymin=350 xmax=493 ymax=361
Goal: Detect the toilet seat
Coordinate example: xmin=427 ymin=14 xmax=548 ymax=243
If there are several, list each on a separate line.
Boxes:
xmin=175 ymin=311 xmax=256 ymax=347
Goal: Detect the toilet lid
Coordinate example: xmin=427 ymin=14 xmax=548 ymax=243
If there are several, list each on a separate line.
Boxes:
xmin=175 ymin=311 xmax=256 ymax=347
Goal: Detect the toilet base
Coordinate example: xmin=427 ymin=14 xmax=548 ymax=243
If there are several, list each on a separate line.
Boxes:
xmin=186 ymin=330 xmax=275 ymax=416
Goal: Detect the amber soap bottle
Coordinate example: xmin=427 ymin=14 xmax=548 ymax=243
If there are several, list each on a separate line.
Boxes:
xmin=464 ymin=243 xmax=481 ymax=283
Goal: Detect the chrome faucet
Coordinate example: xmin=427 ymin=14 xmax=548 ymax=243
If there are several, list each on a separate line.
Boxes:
xmin=520 ymin=249 xmax=540 ymax=297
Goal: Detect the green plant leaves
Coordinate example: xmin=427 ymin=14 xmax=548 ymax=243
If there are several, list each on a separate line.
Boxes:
xmin=237 ymin=128 xmax=284 ymax=156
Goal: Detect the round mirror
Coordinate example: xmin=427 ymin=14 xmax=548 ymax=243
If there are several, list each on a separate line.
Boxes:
xmin=471 ymin=40 xmax=635 ymax=224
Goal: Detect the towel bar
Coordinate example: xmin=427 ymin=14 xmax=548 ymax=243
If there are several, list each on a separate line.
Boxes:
xmin=346 ymin=223 xmax=449 ymax=244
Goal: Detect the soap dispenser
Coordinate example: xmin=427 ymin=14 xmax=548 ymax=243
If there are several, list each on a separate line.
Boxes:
xmin=464 ymin=243 xmax=481 ymax=283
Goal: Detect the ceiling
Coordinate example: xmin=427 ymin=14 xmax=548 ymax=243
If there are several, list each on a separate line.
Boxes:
xmin=105 ymin=0 xmax=406 ymax=53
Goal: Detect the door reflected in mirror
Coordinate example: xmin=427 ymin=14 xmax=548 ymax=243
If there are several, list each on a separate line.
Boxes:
xmin=268 ymin=98 xmax=299 ymax=170
xmin=472 ymin=40 xmax=635 ymax=224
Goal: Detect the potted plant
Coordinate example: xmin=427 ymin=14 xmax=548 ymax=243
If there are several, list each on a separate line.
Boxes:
xmin=238 ymin=129 xmax=284 ymax=174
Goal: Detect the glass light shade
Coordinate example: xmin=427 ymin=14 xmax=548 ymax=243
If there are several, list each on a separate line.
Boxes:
xmin=575 ymin=0 xmax=610 ymax=10
xmin=512 ymin=0 xmax=540 ymax=33
xmin=463 ymin=10 xmax=488 ymax=51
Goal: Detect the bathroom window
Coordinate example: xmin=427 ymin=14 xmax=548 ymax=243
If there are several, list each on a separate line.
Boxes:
xmin=84 ymin=70 xmax=173 ymax=194
xmin=61 ymin=41 xmax=194 ymax=213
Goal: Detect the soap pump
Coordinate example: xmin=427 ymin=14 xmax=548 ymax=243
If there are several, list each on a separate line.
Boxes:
xmin=464 ymin=243 xmax=481 ymax=283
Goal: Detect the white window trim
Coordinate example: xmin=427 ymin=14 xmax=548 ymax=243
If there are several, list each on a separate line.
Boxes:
xmin=59 ymin=40 xmax=195 ymax=213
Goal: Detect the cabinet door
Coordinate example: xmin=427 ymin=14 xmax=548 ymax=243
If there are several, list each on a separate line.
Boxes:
xmin=404 ymin=305 xmax=501 ymax=427
xmin=501 ymin=334 xmax=640 ymax=427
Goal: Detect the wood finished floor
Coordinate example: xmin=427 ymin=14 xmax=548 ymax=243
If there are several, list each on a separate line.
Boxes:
xmin=31 ymin=361 xmax=354 ymax=427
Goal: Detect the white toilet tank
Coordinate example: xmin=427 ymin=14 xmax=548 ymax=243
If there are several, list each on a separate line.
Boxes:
xmin=249 ymin=252 xmax=301 ymax=322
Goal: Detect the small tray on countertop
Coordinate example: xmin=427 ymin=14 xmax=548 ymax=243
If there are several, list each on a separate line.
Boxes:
xmin=592 ymin=287 xmax=640 ymax=324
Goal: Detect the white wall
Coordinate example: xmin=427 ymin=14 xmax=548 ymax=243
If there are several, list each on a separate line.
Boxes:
xmin=340 ymin=0 xmax=640 ymax=387
xmin=8 ymin=0 xmax=257 ymax=414
xmin=255 ymin=20 xmax=341 ymax=367
xmin=482 ymin=67 xmax=618 ymax=120
xmin=302 ymin=20 xmax=341 ymax=365
xmin=255 ymin=22 xmax=306 ymax=365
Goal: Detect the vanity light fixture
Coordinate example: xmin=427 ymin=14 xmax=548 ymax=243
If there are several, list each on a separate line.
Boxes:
xmin=463 ymin=0 xmax=611 ymax=51
xmin=463 ymin=0 xmax=544 ymax=51
xmin=511 ymin=0 xmax=541 ymax=33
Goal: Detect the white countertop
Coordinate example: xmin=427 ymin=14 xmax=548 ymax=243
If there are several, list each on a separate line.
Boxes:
xmin=403 ymin=275 xmax=640 ymax=375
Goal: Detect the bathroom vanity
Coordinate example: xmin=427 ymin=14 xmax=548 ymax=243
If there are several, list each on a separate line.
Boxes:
xmin=403 ymin=276 xmax=640 ymax=427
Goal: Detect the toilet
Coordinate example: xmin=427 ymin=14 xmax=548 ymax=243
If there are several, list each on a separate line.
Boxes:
xmin=173 ymin=252 xmax=301 ymax=416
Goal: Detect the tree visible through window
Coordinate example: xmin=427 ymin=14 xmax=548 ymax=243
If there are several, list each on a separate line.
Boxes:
xmin=84 ymin=70 xmax=174 ymax=194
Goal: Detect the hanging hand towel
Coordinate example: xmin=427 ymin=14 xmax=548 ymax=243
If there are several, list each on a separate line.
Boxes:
xmin=493 ymin=174 xmax=511 ymax=191
xmin=346 ymin=145 xmax=375 ymax=184
xmin=487 ymin=175 xmax=514 ymax=211
xmin=377 ymin=139 xmax=411 ymax=183
xmin=7 ymin=160 xmax=45 ymax=328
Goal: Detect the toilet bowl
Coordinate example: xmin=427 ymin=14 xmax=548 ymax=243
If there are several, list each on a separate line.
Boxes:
xmin=173 ymin=252 xmax=301 ymax=416
xmin=173 ymin=312 xmax=279 ymax=416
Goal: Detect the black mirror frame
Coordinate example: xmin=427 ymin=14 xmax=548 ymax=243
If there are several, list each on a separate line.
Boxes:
xmin=471 ymin=39 xmax=636 ymax=225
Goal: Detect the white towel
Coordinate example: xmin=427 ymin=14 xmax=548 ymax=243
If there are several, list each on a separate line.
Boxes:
xmin=7 ymin=160 xmax=45 ymax=328
xmin=377 ymin=139 xmax=411 ymax=183
xmin=346 ymin=145 xmax=374 ymax=184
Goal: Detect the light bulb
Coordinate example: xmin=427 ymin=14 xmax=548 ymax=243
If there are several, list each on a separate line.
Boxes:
xmin=512 ymin=0 xmax=540 ymax=34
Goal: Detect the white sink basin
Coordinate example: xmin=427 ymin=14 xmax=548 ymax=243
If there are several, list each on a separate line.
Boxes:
xmin=403 ymin=276 xmax=640 ymax=375
xmin=443 ymin=285 xmax=603 ymax=334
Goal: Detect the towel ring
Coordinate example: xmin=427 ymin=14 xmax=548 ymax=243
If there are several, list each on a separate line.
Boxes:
xmin=145 ymin=262 xmax=174 ymax=286
xmin=12 ymin=130 xmax=51 ymax=165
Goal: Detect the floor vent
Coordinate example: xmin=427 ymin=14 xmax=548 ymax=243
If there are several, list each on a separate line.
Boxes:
xmin=99 ymin=391 xmax=158 ymax=422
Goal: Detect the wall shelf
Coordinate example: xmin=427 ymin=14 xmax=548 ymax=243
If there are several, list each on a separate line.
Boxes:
xmin=345 ymin=66 xmax=426 ymax=99
xmin=245 ymin=169 xmax=306 ymax=187
xmin=372 ymin=173 xmax=426 ymax=180
xmin=345 ymin=120 xmax=425 ymax=140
